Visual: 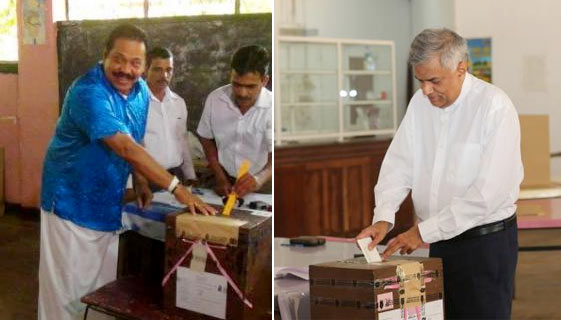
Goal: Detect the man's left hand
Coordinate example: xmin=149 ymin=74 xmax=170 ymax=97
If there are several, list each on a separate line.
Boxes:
xmin=382 ymin=225 xmax=424 ymax=259
xmin=233 ymin=173 xmax=259 ymax=198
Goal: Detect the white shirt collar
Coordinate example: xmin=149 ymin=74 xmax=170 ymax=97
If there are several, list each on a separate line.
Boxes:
xmin=219 ymin=85 xmax=272 ymax=110
xmin=149 ymin=86 xmax=180 ymax=103
xmin=253 ymin=87 xmax=272 ymax=109
xmin=443 ymin=73 xmax=473 ymax=113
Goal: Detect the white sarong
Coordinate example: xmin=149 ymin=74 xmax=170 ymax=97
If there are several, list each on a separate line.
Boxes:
xmin=38 ymin=209 xmax=119 ymax=320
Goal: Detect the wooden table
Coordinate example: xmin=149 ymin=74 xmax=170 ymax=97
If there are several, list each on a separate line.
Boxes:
xmin=517 ymin=197 xmax=561 ymax=250
xmin=81 ymin=276 xmax=174 ymax=320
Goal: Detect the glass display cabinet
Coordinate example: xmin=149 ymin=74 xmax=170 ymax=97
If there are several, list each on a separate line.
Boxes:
xmin=275 ymin=36 xmax=397 ymax=145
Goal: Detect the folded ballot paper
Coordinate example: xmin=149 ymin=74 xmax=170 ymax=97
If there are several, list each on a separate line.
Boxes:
xmin=357 ymin=237 xmax=382 ymax=263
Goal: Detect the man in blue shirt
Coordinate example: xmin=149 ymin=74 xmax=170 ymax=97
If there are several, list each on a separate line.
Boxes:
xmin=38 ymin=24 xmax=216 ymax=320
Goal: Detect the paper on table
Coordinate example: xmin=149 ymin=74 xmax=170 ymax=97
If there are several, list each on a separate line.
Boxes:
xmin=274 ymin=266 xmax=309 ymax=280
xmin=357 ymin=237 xmax=382 ymax=263
xmin=378 ymin=299 xmax=444 ymax=320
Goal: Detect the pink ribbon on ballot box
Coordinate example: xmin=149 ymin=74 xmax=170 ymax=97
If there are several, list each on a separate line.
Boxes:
xmin=161 ymin=238 xmax=254 ymax=309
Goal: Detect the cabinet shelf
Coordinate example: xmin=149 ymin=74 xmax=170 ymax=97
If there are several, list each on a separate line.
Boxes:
xmin=282 ymin=101 xmax=337 ymax=106
xmin=279 ymin=129 xmax=395 ymax=141
xmin=342 ymin=70 xmax=391 ymax=76
xmin=280 ymin=70 xmax=337 ymax=75
xmin=276 ymin=37 xmax=397 ymax=145
xmin=342 ymin=100 xmax=392 ymax=105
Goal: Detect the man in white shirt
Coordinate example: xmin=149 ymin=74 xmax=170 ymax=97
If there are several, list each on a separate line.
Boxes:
xmin=357 ymin=29 xmax=522 ymax=319
xmin=144 ymin=47 xmax=196 ymax=188
xmin=197 ymin=45 xmax=272 ymax=198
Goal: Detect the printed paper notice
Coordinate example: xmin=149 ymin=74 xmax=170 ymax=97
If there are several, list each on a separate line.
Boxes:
xmin=377 ymin=292 xmax=394 ymax=312
xmin=424 ymin=299 xmax=444 ymax=320
xmin=176 ymin=267 xmax=227 ymax=319
xmin=378 ymin=300 xmax=443 ymax=320
xmin=23 ymin=0 xmax=46 ymax=45
xmin=378 ymin=307 xmax=422 ymax=320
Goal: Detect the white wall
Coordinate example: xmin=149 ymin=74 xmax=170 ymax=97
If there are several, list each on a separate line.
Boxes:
xmin=410 ymin=0 xmax=455 ymax=93
xmin=300 ymin=0 xmax=412 ymax=121
xmin=411 ymin=0 xmax=455 ymax=35
xmin=456 ymin=0 xmax=561 ymax=180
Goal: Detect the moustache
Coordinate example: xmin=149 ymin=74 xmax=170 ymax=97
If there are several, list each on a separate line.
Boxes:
xmin=113 ymin=71 xmax=135 ymax=81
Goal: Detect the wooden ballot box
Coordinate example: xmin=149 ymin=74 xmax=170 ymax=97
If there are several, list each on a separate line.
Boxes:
xmin=163 ymin=209 xmax=272 ymax=319
xmin=310 ymin=257 xmax=444 ymax=320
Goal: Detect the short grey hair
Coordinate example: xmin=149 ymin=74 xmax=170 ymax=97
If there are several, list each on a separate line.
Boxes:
xmin=408 ymin=28 xmax=469 ymax=70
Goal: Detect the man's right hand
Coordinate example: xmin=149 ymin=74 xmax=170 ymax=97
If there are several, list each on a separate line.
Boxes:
xmin=214 ymin=175 xmax=233 ymax=197
xmin=356 ymin=221 xmax=391 ymax=250
xmin=233 ymin=173 xmax=258 ymax=198
xmin=174 ymin=185 xmax=217 ymax=216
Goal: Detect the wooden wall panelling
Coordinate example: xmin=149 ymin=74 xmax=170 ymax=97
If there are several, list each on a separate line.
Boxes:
xmin=274 ymin=163 xmax=306 ymax=237
xmin=304 ymin=167 xmax=325 ymax=236
xmin=304 ymin=157 xmax=369 ymax=236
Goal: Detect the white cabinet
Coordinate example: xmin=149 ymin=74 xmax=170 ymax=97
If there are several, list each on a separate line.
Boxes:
xmin=275 ymin=37 xmax=397 ymax=145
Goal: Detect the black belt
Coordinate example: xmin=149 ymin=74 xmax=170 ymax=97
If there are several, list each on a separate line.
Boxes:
xmin=445 ymin=214 xmax=517 ymax=242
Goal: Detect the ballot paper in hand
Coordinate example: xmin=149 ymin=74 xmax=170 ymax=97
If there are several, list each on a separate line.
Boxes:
xmin=357 ymin=237 xmax=382 ymax=263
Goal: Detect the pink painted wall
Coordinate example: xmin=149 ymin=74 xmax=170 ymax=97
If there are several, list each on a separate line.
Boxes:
xmin=15 ymin=0 xmax=59 ymax=207
xmin=0 ymin=74 xmax=21 ymax=203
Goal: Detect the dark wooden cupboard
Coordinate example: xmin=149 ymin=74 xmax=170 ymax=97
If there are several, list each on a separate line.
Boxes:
xmin=274 ymin=138 xmax=414 ymax=242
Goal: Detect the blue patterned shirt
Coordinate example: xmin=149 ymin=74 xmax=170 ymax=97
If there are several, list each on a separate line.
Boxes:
xmin=41 ymin=63 xmax=149 ymax=231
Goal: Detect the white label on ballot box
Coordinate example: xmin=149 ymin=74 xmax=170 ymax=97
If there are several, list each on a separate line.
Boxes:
xmin=176 ymin=267 xmax=227 ymax=319
xmin=378 ymin=299 xmax=444 ymax=320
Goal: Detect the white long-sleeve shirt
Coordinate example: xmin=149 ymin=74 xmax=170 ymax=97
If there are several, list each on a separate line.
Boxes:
xmin=143 ymin=87 xmax=196 ymax=180
xmin=372 ymin=73 xmax=523 ymax=243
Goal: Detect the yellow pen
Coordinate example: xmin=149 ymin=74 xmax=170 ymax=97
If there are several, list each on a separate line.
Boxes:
xmin=222 ymin=160 xmax=250 ymax=216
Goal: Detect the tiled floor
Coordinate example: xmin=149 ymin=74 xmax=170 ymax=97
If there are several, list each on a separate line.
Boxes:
xmin=0 ymin=207 xmax=560 ymax=319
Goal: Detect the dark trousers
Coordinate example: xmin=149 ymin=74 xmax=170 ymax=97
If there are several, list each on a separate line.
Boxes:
xmin=429 ymin=220 xmax=518 ymax=319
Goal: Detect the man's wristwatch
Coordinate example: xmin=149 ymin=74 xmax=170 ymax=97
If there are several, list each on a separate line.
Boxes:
xmin=168 ymin=176 xmax=180 ymax=193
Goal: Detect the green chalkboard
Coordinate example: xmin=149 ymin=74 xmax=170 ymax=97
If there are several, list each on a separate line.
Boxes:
xmin=56 ymin=13 xmax=272 ymax=131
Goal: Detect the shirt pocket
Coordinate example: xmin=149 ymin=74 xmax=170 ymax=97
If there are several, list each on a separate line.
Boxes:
xmin=246 ymin=120 xmax=266 ymax=148
xmin=145 ymin=121 xmax=158 ymax=135
xmin=172 ymin=116 xmax=186 ymax=138
xmin=449 ymin=143 xmax=482 ymax=187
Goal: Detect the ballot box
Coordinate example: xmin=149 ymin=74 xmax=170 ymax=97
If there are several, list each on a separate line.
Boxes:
xmin=309 ymin=257 xmax=444 ymax=320
xmin=163 ymin=209 xmax=272 ymax=319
